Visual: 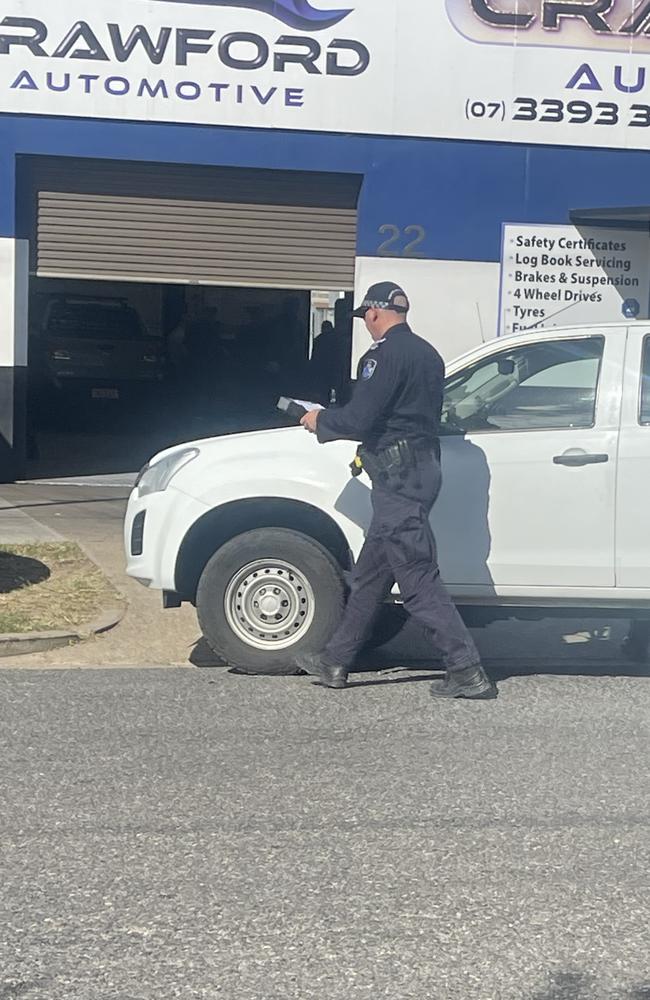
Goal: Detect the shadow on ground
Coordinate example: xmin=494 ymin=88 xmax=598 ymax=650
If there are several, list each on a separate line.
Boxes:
xmin=0 ymin=553 xmax=50 ymax=594
xmin=532 ymin=972 xmax=650 ymax=999
xmin=189 ymin=614 xmax=650 ymax=683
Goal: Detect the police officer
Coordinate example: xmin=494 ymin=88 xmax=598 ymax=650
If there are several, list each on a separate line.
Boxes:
xmin=289 ymin=281 xmax=497 ymax=700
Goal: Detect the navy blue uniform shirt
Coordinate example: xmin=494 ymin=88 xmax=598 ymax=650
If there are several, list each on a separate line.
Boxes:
xmin=316 ymin=323 xmax=445 ymax=452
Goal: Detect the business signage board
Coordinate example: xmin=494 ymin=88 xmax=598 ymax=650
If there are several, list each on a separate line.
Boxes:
xmin=499 ymin=223 xmax=650 ymax=336
xmin=2 ymin=1 xmax=650 ymax=149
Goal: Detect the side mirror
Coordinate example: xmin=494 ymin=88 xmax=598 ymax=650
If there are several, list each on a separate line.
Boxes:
xmin=498 ymin=358 xmax=515 ymax=376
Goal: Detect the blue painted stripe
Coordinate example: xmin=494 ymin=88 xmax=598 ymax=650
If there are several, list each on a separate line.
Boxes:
xmin=147 ymin=0 xmax=354 ymax=30
xmin=1 ymin=114 xmax=650 ymax=260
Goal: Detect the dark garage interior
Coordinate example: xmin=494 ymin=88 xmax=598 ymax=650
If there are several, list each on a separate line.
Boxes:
xmin=18 ymin=157 xmax=359 ymax=480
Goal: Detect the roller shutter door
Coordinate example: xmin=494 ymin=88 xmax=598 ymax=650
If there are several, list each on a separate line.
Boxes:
xmin=23 ymin=158 xmax=360 ymax=290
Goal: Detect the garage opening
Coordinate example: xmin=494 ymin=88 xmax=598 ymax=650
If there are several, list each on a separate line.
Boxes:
xmin=17 ymin=157 xmax=360 ymax=480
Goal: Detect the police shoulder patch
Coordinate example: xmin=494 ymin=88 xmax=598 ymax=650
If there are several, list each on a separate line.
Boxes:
xmin=361 ymin=358 xmax=377 ymax=381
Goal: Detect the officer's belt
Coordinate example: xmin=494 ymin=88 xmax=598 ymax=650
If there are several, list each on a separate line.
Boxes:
xmin=352 ymin=439 xmax=435 ymax=481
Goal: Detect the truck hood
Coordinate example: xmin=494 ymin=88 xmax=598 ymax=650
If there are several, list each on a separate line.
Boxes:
xmin=148 ymin=425 xmax=304 ymax=467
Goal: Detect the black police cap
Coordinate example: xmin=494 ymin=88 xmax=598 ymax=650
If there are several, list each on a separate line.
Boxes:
xmin=352 ymin=281 xmax=410 ymax=318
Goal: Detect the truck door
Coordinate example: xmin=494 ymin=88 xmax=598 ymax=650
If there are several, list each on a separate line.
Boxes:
xmin=615 ymin=326 xmax=650 ymax=589
xmin=434 ymin=329 xmax=625 ymax=592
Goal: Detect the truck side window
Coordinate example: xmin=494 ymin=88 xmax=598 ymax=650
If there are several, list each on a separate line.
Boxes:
xmin=640 ymin=337 xmax=650 ymax=426
xmin=441 ymin=336 xmax=604 ymax=434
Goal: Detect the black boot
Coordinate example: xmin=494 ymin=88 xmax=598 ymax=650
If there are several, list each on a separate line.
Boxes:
xmin=291 ymin=652 xmax=348 ymax=689
xmin=429 ymin=663 xmax=497 ymax=700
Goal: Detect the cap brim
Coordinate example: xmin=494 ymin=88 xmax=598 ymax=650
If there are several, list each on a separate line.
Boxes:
xmin=351 ymin=306 xmax=367 ymax=318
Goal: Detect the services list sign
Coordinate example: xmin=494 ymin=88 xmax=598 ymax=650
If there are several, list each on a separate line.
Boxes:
xmin=499 ymin=224 xmax=650 ymax=336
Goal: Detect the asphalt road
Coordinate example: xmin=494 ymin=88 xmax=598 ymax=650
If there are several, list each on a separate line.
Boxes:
xmin=1 ymin=665 xmax=649 ymax=1000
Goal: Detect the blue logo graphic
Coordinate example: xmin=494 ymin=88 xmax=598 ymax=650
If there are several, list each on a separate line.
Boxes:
xmin=148 ymin=0 xmax=353 ymax=30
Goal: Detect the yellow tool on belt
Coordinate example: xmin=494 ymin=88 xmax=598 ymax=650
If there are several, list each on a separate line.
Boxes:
xmin=350 ymin=453 xmax=364 ymax=477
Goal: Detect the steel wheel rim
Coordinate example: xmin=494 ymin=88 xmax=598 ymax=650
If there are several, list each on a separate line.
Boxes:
xmin=224 ymin=559 xmax=315 ymax=650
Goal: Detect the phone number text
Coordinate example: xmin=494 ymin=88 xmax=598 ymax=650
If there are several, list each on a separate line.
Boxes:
xmin=465 ymin=97 xmax=650 ymax=127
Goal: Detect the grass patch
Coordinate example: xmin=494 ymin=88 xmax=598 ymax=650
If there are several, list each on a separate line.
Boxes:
xmin=0 ymin=543 xmax=123 ymax=634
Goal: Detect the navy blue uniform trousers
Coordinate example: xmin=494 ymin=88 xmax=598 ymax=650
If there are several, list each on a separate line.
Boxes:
xmin=325 ymin=458 xmax=481 ymax=671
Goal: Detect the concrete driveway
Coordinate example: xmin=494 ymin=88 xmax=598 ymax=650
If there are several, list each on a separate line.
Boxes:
xmin=1 ymin=664 xmax=649 ymax=1000
xmin=1 ymin=484 xmax=648 ymax=1000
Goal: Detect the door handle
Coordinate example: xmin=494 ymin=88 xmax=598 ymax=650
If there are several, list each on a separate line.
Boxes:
xmin=553 ymin=452 xmax=609 ymax=467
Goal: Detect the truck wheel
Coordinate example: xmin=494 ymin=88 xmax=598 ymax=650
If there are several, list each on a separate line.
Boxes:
xmin=196 ymin=528 xmax=345 ymax=675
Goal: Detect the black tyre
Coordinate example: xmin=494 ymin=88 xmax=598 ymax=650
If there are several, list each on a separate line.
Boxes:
xmin=196 ymin=527 xmax=345 ymax=675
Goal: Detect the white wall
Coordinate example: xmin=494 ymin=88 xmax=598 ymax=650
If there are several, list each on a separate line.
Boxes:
xmin=352 ymin=257 xmax=500 ymax=367
xmin=0 ymin=239 xmax=29 ymax=368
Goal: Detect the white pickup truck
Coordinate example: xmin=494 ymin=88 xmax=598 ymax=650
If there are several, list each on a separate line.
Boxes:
xmin=124 ymin=323 xmax=650 ymax=673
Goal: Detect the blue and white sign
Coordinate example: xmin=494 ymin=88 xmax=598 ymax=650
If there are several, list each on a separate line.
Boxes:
xmin=0 ymin=0 xmax=382 ymax=132
xmin=499 ymin=224 xmax=650 ymax=336
xmin=4 ymin=1 xmax=650 ymax=148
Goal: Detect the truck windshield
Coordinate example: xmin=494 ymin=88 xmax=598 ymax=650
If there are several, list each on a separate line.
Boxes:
xmin=441 ymin=336 xmax=603 ymax=433
xmin=46 ymin=302 xmax=145 ymax=340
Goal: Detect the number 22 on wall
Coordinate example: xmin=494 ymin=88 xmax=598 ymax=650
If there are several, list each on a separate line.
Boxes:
xmin=377 ymin=224 xmax=426 ymax=257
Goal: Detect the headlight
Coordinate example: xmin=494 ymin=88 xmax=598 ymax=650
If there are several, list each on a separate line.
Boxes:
xmin=137 ymin=448 xmax=199 ymax=496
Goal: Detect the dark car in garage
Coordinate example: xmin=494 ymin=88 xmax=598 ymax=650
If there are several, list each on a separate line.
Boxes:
xmin=32 ymin=295 xmax=167 ymax=404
